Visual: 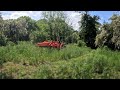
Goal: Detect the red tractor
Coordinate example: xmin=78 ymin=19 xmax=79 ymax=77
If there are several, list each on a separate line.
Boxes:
xmin=36 ymin=40 xmax=65 ymax=49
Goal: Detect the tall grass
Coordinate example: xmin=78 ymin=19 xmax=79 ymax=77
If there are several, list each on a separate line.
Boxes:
xmin=1 ymin=42 xmax=120 ymax=79
xmin=33 ymin=48 xmax=120 ymax=79
xmin=0 ymin=42 xmax=91 ymax=65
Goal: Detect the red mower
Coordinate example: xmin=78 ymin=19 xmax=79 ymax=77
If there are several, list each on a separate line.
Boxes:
xmin=36 ymin=40 xmax=65 ymax=49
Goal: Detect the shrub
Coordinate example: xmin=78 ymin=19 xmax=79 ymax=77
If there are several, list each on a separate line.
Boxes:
xmin=7 ymin=41 xmax=16 ymax=46
xmin=0 ymin=34 xmax=7 ymax=46
xmin=77 ymin=40 xmax=86 ymax=47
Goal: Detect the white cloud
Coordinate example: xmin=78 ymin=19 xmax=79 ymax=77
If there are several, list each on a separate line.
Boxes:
xmin=10 ymin=11 xmax=29 ymax=19
xmin=1 ymin=11 xmax=42 ymax=20
xmin=66 ymin=11 xmax=81 ymax=30
xmin=2 ymin=11 xmax=28 ymax=19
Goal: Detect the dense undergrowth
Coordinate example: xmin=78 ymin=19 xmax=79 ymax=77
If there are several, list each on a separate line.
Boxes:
xmin=0 ymin=42 xmax=120 ymax=79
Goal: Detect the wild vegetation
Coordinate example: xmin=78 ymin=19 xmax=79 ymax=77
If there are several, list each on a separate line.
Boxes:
xmin=1 ymin=11 xmax=120 ymax=79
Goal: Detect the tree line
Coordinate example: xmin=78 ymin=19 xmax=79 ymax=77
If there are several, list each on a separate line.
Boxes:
xmin=0 ymin=11 xmax=79 ymax=46
xmin=1 ymin=11 xmax=120 ymax=50
xmin=78 ymin=11 xmax=120 ymax=50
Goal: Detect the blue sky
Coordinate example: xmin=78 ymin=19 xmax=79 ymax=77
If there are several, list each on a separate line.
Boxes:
xmin=90 ymin=11 xmax=117 ymax=24
xmin=0 ymin=11 xmax=117 ymax=30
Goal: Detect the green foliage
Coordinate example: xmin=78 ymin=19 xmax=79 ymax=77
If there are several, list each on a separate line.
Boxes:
xmin=36 ymin=19 xmax=49 ymax=32
xmin=0 ymin=12 xmax=3 ymax=30
xmin=7 ymin=41 xmax=16 ymax=46
xmin=41 ymin=11 xmax=74 ymax=43
xmin=65 ymin=31 xmax=79 ymax=44
xmin=0 ymin=33 xmax=7 ymax=46
xmin=79 ymin=12 xmax=100 ymax=48
xmin=95 ymin=14 xmax=120 ymax=50
xmin=0 ymin=15 xmax=39 ymax=44
xmin=30 ymin=31 xmax=47 ymax=43
xmin=2 ymin=11 xmax=120 ymax=79
xmin=110 ymin=14 xmax=120 ymax=49
xmin=0 ymin=42 xmax=90 ymax=65
xmin=1 ymin=42 xmax=120 ymax=78
xmin=95 ymin=30 xmax=111 ymax=47
xmin=0 ymin=12 xmax=78 ymax=45
xmin=95 ymin=21 xmax=113 ymax=48
xmin=77 ymin=40 xmax=86 ymax=47
xmin=33 ymin=47 xmax=120 ymax=79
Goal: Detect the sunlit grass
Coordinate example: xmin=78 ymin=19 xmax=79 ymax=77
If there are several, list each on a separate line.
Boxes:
xmin=1 ymin=42 xmax=120 ymax=79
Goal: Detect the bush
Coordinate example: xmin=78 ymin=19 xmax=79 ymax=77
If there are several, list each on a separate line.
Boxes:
xmin=77 ymin=40 xmax=86 ymax=47
xmin=30 ymin=31 xmax=47 ymax=43
xmin=0 ymin=34 xmax=7 ymax=46
xmin=102 ymin=46 xmax=109 ymax=50
xmin=7 ymin=41 xmax=16 ymax=46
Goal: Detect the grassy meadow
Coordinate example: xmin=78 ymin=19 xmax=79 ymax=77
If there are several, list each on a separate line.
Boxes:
xmin=0 ymin=41 xmax=120 ymax=79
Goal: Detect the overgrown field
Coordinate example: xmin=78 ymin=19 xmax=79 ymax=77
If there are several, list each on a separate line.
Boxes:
xmin=1 ymin=42 xmax=120 ymax=79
